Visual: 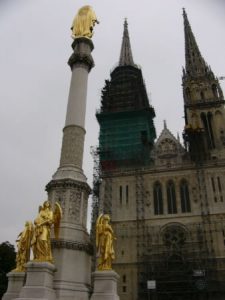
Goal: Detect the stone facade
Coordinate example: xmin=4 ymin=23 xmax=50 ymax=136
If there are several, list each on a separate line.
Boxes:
xmin=94 ymin=11 xmax=225 ymax=300
xmin=99 ymin=153 xmax=225 ymax=299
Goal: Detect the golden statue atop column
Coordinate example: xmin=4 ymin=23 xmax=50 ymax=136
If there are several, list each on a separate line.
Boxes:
xmin=71 ymin=5 xmax=99 ymax=39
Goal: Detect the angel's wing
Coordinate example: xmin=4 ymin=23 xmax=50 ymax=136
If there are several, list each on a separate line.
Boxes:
xmin=38 ymin=205 xmax=43 ymax=213
xmin=25 ymin=222 xmax=34 ymax=261
xmin=53 ymin=202 xmax=62 ymax=239
xmin=96 ymin=214 xmax=103 ymax=249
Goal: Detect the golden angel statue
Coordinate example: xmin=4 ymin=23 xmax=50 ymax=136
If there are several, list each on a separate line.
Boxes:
xmin=13 ymin=221 xmax=33 ymax=272
xmin=71 ymin=5 xmax=99 ymax=39
xmin=31 ymin=200 xmax=62 ymax=263
xmin=96 ymin=214 xmax=116 ymax=271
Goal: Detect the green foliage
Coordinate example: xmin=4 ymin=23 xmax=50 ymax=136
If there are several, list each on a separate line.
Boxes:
xmin=0 ymin=241 xmax=16 ymax=298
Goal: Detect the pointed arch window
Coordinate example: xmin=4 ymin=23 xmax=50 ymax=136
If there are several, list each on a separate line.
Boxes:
xmin=185 ymin=87 xmax=191 ymax=100
xmin=167 ymin=180 xmax=177 ymax=214
xmin=153 ymin=182 xmax=163 ymax=215
xmin=180 ymin=180 xmax=191 ymax=213
xmin=212 ymin=84 xmax=218 ymax=98
xmin=200 ymin=90 xmax=205 ymax=100
xmin=201 ymin=112 xmax=215 ymax=149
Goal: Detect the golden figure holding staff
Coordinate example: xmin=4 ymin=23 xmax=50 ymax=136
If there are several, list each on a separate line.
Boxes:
xmin=13 ymin=221 xmax=33 ymax=272
xmin=96 ymin=214 xmax=116 ymax=271
xmin=31 ymin=201 xmax=62 ymax=263
xmin=71 ymin=5 xmax=99 ymax=39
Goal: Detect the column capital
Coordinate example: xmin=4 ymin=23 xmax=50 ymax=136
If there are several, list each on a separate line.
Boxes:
xmin=68 ymin=37 xmax=94 ymax=71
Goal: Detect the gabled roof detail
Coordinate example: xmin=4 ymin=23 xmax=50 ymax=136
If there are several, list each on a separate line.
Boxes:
xmin=119 ymin=19 xmax=135 ymax=66
xmin=155 ymin=122 xmax=183 ymax=147
xmin=153 ymin=123 xmax=185 ymax=161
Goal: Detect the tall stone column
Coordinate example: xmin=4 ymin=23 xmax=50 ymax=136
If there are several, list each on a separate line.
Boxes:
xmin=46 ymin=37 xmax=94 ymax=300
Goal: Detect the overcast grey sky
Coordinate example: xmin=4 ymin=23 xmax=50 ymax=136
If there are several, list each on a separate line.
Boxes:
xmin=0 ymin=0 xmax=225 ymax=245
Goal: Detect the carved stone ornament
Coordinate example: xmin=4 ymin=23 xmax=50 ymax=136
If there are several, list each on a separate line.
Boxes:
xmin=52 ymin=239 xmax=93 ymax=255
xmin=55 ymin=190 xmax=66 ymax=216
xmin=60 ymin=125 xmax=85 ymax=169
xmin=46 ymin=178 xmax=91 ymax=195
xmin=68 ymin=37 xmax=94 ymax=71
xmin=68 ymin=52 xmax=94 ymax=71
xmin=68 ymin=190 xmax=82 ymax=223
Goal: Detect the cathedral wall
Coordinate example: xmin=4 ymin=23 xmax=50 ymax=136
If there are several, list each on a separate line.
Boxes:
xmin=111 ymin=176 xmax=137 ymax=221
xmin=100 ymin=161 xmax=225 ymax=268
xmin=113 ymin=264 xmax=137 ymax=300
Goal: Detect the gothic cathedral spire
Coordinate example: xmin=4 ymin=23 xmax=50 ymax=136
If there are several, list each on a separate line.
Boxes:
xmin=96 ymin=20 xmax=156 ymax=170
xmin=182 ymin=9 xmax=225 ymax=161
xmin=183 ymin=8 xmax=209 ymax=78
xmin=119 ymin=19 xmax=135 ymax=66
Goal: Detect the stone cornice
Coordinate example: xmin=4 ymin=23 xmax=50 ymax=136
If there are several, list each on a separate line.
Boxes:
xmin=100 ymin=159 xmax=225 ymax=178
xmin=63 ymin=124 xmax=86 ymax=134
xmin=185 ymin=99 xmax=225 ymax=109
xmin=71 ymin=37 xmax=94 ymax=51
xmin=46 ymin=178 xmax=91 ymax=194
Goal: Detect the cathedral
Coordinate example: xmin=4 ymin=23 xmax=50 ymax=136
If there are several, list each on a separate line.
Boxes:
xmin=91 ymin=9 xmax=225 ymax=300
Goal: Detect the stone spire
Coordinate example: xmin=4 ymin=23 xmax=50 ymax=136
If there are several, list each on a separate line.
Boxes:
xmin=182 ymin=9 xmax=225 ymax=159
xmin=183 ymin=8 xmax=209 ymax=77
xmin=119 ymin=19 xmax=135 ymax=66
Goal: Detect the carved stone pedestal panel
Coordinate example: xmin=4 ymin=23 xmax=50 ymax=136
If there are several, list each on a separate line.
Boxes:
xmin=15 ymin=262 xmax=56 ymax=300
xmin=2 ymin=271 xmax=25 ymax=300
xmin=91 ymin=270 xmax=120 ymax=300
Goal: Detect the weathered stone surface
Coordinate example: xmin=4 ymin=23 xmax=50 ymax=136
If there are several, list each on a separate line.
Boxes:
xmin=2 ymin=271 xmax=25 ymax=300
xmin=59 ymin=125 xmax=85 ymax=170
xmin=91 ymin=270 xmax=120 ymax=300
xmin=15 ymin=262 xmax=56 ymax=300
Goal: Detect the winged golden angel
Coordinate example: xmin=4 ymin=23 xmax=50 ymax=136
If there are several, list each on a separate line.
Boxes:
xmin=96 ymin=214 xmax=116 ymax=271
xmin=13 ymin=221 xmax=34 ymax=272
xmin=31 ymin=200 xmax=62 ymax=263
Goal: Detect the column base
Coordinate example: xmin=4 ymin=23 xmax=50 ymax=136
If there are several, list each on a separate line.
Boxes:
xmin=52 ymin=166 xmax=87 ymax=182
xmin=2 ymin=271 xmax=25 ymax=300
xmin=15 ymin=261 xmax=56 ymax=300
xmin=90 ymin=270 xmax=120 ymax=300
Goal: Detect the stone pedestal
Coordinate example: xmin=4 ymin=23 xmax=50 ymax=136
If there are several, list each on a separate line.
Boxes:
xmin=16 ymin=261 xmax=56 ymax=300
xmin=90 ymin=270 xmax=120 ymax=300
xmin=2 ymin=271 xmax=25 ymax=300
